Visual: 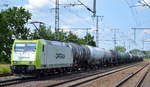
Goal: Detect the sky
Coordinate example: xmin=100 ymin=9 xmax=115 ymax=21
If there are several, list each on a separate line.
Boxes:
xmin=1 ymin=0 xmax=150 ymax=51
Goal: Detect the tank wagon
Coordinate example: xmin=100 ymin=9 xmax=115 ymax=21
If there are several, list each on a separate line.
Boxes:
xmin=10 ymin=39 xmax=143 ymax=76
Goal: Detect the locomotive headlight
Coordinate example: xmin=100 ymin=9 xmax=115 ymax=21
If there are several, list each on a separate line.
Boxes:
xmin=29 ymin=61 xmax=34 ymax=64
xmin=13 ymin=61 xmax=17 ymax=64
xmin=28 ymin=66 xmax=35 ymax=70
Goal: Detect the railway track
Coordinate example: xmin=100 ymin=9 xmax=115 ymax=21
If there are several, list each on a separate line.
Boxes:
xmin=46 ymin=62 xmax=146 ymax=87
xmin=0 ymin=73 xmax=12 ymax=77
xmin=138 ymin=63 xmax=150 ymax=87
xmin=0 ymin=77 xmax=35 ymax=87
xmin=0 ymin=62 xmax=145 ymax=87
xmin=114 ymin=63 xmax=150 ymax=87
xmin=135 ymin=68 xmax=149 ymax=87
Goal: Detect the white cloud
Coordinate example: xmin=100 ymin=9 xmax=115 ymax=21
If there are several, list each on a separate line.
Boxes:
xmin=66 ymin=16 xmax=90 ymax=24
xmin=128 ymin=31 xmax=133 ymax=35
xmin=24 ymin=0 xmax=92 ymax=10
xmin=24 ymin=0 xmax=77 ymax=10
xmin=74 ymin=29 xmax=85 ymax=37
xmin=24 ymin=0 xmax=51 ymax=10
xmin=60 ymin=26 xmax=71 ymax=32
xmin=144 ymin=39 xmax=150 ymax=41
xmin=23 ymin=0 xmax=94 ymax=31
xmin=144 ymin=29 xmax=150 ymax=34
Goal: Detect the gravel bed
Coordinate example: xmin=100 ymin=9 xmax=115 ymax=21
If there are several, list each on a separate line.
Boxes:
xmin=120 ymin=64 xmax=150 ymax=87
xmin=4 ymin=62 xmax=142 ymax=87
xmin=6 ymin=69 xmax=109 ymax=87
xmin=0 ymin=75 xmax=19 ymax=81
xmin=80 ymin=63 xmax=147 ymax=87
xmin=140 ymin=65 xmax=150 ymax=87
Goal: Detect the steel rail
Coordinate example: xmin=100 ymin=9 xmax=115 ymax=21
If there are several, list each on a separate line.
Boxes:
xmin=47 ymin=63 xmax=144 ymax=87
xmin=114 ymin=63 xmax=149 ymax=87
xmin=0 ymin=63 xmax=144 ymax=87
xmin=134 ymin=66 xmax=150 ymax=87
xmin=0 ymin=77 xmax=34 ymax=86
xmin=0 ymin=73 xmax=12 ymax=77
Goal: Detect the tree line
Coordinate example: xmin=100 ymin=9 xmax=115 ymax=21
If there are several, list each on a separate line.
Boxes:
xmin=0 ymin=7 xmax=96 ymax=63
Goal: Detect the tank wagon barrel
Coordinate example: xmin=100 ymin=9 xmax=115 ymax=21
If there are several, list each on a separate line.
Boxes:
xmin=68 ymin=43 xmax=90 ymax=61
xmin=109 ymin=50 xmax=121 ymax=65
xmin=86 ymin=46 xmax=105 ymax=64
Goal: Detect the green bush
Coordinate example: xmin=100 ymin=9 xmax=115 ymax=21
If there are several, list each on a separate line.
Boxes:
xmin=0 ymin=65 xmax=11 ymax=74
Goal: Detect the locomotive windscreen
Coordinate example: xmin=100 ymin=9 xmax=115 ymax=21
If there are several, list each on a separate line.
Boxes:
xmin=15 ymin=43 xmax=36 ymax=52
xmin=13 ymin=43 xmax=36 ymax=61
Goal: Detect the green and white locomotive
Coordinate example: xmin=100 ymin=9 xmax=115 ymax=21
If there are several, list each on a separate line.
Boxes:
xmin=11 ymin=39 xmax=74 ymax=76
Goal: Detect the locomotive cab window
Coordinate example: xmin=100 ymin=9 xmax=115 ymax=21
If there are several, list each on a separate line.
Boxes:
xmin=15 ymin=43 xmax=36 ymax=52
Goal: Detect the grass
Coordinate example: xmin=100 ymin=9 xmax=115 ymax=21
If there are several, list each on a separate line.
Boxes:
xmin=0 ymin=64 xmax=11 ymax=74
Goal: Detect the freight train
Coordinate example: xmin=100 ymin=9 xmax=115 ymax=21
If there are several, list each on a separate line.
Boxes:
xmin=10 ymin=39 xmax=144 ymax=76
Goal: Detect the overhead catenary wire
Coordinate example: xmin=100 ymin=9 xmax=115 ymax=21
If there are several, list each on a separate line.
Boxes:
xmin=49 ymin=0 xmax=96 ymax=30
xmin=65 ymin=7 xmax=94 ymax=26
xmin=123 ymin=0 xmax=141 ymax=26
